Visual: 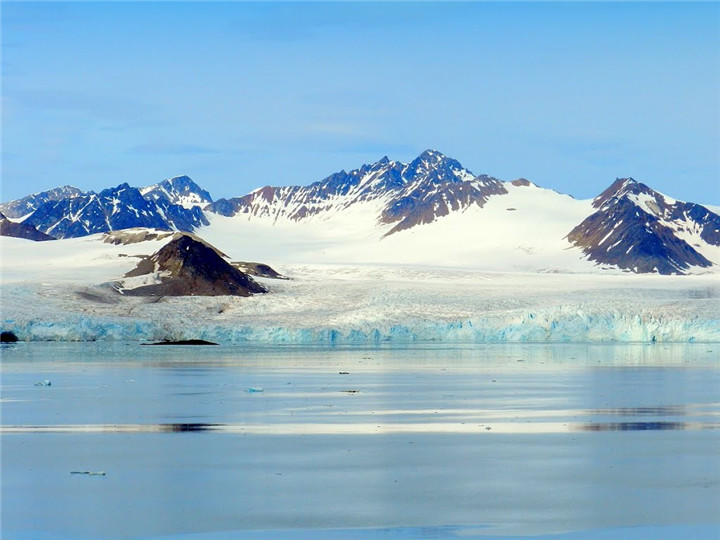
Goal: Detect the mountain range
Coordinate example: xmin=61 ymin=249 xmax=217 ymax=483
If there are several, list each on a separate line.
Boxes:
xmin=0 ymin=176 xmax=208 ymax=239
xmin=2 ymin=150 xmax=718 ymax=275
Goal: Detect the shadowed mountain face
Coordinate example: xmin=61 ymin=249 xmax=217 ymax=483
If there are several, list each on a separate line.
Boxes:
xmin=0 ymin=212 xmax=55 ymax=241
xmin=120 ymin=234 xmax=267 ymax=297
xmin=567 ymin=178 xmax=720 ymax=274
xmin=0 ymin=185 xmax=84 ymax=219
xmin=140 ymin=175 xmax=213 ymax=208
xmin=4 ymin=177 xmax=211 ymax=240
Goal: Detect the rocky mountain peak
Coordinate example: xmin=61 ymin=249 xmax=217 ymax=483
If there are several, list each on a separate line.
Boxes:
xmin=141 ymin=175 xmax=213 ymax=208
xmin=404 ymin=149 xmax=470 ymax=183
xmin=568 ymin=177 xmax=719 ymax=274
xmin=0 ymin=185 xmax=85 ymax=219
xmin=592 ymin=177 xmax=647 ymax=208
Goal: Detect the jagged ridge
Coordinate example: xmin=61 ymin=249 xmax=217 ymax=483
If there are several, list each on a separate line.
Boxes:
xmin=207 ymin=149 xmax=507 ymax=235
xmin=12 ymin=177 xmax=211 ymax=239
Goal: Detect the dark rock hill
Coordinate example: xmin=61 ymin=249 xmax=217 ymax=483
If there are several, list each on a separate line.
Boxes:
xmin=0 ymin=212 xmax=55 ymax=241
xmin=567 ymin=178 xmax=719 ymax=274
xmin=232 ymin=261 xmax=287 ymax=280
xmin=119 ymin=234 xmax=267 ymax=297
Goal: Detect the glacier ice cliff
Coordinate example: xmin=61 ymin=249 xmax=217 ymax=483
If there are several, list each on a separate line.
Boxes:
xmin=4 ymin=303 xmax=719 ymax=344
xmin=2 ymin=266 xmax=719 ymax=343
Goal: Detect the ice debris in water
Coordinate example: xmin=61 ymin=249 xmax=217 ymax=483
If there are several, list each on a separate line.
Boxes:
xmin=247 ymin=387 xmax=264 ymax=393
xmin=34 ymin=380 xmax=52 ymax=387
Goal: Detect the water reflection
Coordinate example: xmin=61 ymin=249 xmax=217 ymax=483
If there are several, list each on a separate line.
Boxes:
xmin=593 ymin=406 xmax=688 ymax=416
xmin=4 ymin=420 xmax=719 ymax=434
xmin=579 ymin=421 xmax=694 ymax=431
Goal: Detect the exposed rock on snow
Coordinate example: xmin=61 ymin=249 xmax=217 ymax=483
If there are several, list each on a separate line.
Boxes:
xmin=140 ymin=175 xmax=213 ymax=209
xmin=0 ymin=185 xmax=84 ymax=219
xmin=117 ymin=234 xmax=267 ymax=297
xmin=0 ymin=212 xmax=55 ymax=242
xmin=16 ymin=183 xmax=208 ymax=239
xmin=102 ymin=228 xmax=177 ymax=245
xmin=568 ymin=178 xmax=720 ymax=274
xmin=231 ymin=261 xmax=287 ymax=280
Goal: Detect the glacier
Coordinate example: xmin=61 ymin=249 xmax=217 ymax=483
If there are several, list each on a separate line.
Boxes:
xmin=5 ymin=310 xmax=720 ymax=344
xmin=2 ymin=234 xmax=719 ymax=344
xmin=3 ymin=267 xmax=719 ymax=343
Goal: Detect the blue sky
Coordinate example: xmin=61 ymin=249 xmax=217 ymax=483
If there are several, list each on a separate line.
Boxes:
xmin=2 ymin=1 xmax=719 ymax=204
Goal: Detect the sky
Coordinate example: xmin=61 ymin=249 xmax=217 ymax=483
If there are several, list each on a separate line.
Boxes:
xmin=2 ymin=1 xmax=719 ymax=204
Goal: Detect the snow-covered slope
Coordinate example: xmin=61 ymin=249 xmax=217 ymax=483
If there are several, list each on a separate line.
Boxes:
xmin=199 ymin=179 xmax=597 ymax=272
xmin=202 ymin=152 xmax=719 ymax=275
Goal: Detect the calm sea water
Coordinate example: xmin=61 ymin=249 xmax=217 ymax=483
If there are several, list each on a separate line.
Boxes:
xmin=1 ymin=342 xmax=719 ymax=539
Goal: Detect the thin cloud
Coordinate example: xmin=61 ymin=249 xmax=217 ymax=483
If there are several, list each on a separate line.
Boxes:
xmin=126 ymin=143 xmax=220 ymax=156
xmin=9 ymin=89 xmax=161 ymax=125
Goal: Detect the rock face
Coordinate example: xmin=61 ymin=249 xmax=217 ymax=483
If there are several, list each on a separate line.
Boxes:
xmin=0 ymin=212 xmax=55 ymax=241
xmin=567 ymin=178 xmax=720 ymax=274
xmin=206 ymin=149 xmax=507 ymax=236
xmin=119 ymin=234 xmax=267 ymax=297
xmin=19 ymin=182 xmax=208 ymax=239
xmin=0 ymin=185 xmax=84 ymax=219
xmin=1 ymin=331 xmax=19 ymax=343
xmin=140 ymin=175 xmax=213 ymax=208
xmin=232 ymin=261 xmax=287 ymax=280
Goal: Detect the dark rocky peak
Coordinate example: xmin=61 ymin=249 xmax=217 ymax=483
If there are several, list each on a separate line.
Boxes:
xmin=97 ymin=184 xmax=157 ymax=209
xmin=567 ymin=196 xmax=713 ymax=275
xmin=120 ymin=234 xmax=267 ymax=297
xmin=100 ymin=183 xmax=134 ymax=197
xmin=166 ymin=175 xmax=196 ymax=188
xmin=0 ymin=185 xmax=86 ymax=219
xmin=403 ymin=149 xmax=472 ymax=184
xmin=511 ymin=178 xmax=535 ymax=187
xmin=20 ymin=181 xmax=207 ymax=239
xmin=142 ymin=175 xmax=213 ymax=207
xmin=592 ymin=177 xmax=653 ymax=209
xmin=568 ymin=178 xmax=720 ymax=274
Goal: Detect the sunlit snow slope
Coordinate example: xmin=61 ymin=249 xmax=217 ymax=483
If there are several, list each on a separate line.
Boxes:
xmin=197 ymin=182 xmax=597 ymax=272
